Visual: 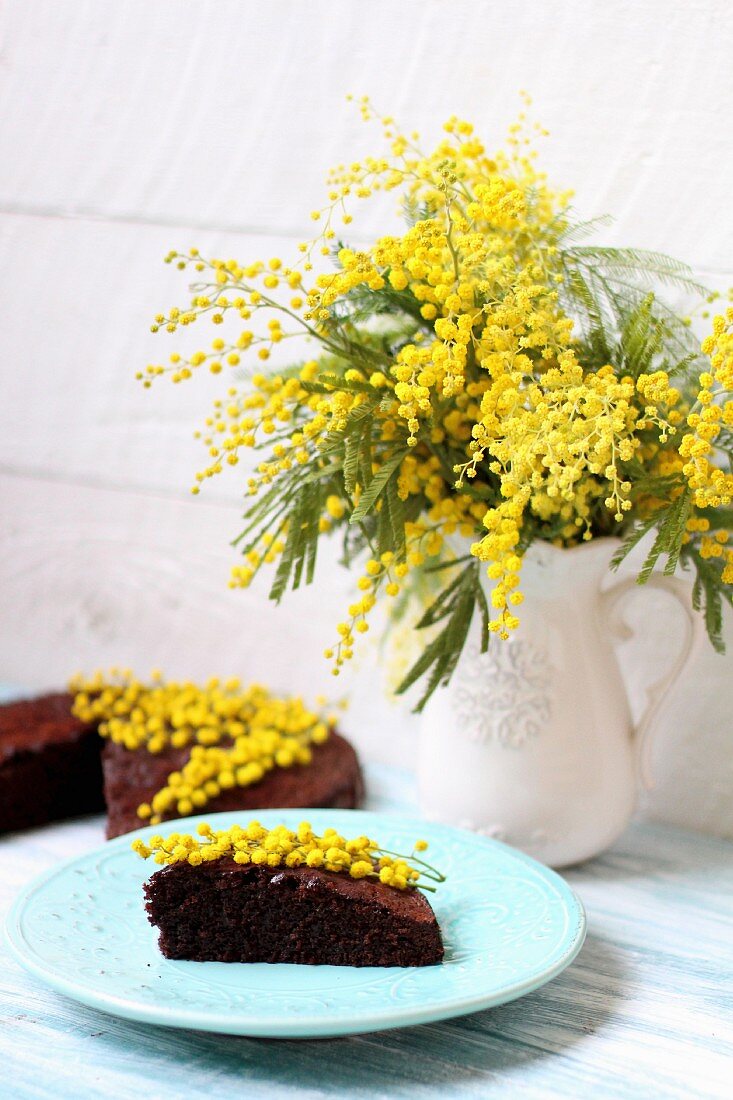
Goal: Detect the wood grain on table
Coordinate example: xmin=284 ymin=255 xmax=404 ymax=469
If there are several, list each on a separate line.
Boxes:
xmin=1 ymin=765 xmax=731 ymax=1100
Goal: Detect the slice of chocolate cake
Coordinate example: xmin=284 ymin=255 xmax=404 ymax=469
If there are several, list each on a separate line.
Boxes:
xmin=137 ymin=821 xmax=444 ymax=967
xmin=103 ymin=733 xmax=363 ymax=839
xmin=144 ymin=859 xmax=443 ymax=967
xmin=0 ymin=693 xmax=104 ymax=833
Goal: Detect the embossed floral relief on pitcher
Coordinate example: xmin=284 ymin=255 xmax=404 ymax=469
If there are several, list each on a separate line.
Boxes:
xmin=451 ymin=636 xmax=554 ymax=749
xmin=418 ymin=538 xmax=701 ymax=867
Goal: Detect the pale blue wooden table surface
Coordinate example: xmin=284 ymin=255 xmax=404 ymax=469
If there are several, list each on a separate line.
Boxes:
xmin=2 ymin=756 xmax=731 ymax=1098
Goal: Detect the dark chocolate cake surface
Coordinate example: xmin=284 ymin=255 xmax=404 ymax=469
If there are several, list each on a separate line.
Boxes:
xmin=103 ymin=731 xmax=364 ymax=838
xmin=144 ymin=858 xmax=443 ymax=967
xmin=0 ymin=692 xmax=104 ymax=833
xmin=0 ymin=686 xmax=364 ymax=838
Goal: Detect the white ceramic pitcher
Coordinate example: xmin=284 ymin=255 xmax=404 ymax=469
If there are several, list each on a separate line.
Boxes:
xmin=418 ymin=538 xmax=702 ymax=867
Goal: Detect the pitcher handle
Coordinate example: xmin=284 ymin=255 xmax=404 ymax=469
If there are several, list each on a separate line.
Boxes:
xmin=602 ymin=575 xmax=704 ymax=790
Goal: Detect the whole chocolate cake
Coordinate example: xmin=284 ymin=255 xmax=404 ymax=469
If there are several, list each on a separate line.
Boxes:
xmin=0 ymin=693 xmax=104 ymax=833
xmin=103 ymin=733 xmax=363 ymax=839
xmin=71 ymin=673 xmax=365 ymax=838
xmin=0 ymin=676 xmax=364 ymax=837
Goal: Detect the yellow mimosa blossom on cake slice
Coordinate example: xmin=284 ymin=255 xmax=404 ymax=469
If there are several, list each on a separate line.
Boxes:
xmin=132 ymin=820 xmax=445 ymax=892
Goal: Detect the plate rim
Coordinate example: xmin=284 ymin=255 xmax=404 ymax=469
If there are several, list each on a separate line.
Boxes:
xmin=5 ymin=808 xmax=587 ymax=1038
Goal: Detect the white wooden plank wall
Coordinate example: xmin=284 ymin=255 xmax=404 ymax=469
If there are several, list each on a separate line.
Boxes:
xmin=0 ymin=0 xmax=731 ymax=834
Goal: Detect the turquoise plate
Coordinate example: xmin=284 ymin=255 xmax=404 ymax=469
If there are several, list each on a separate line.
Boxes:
xmin=5 ymin=808 xmax=585 ymax=1038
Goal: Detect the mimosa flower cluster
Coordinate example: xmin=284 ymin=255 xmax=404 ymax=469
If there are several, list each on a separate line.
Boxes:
xmin=680 ymin=314 xmax=733 ymax=513
xmin=143 ymin=98 xmax=732 ymax=706
xmin=71 ymin=671 xmax=330 ymax=824
xmin=132 ymin=820 xmax=444 ymax=892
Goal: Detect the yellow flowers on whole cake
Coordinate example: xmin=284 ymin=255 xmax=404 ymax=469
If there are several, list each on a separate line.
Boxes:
xmin=70 ymin=670 xmax=363 ymax=836
xmin=142 ymin=96 xmax=732 ymax=706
